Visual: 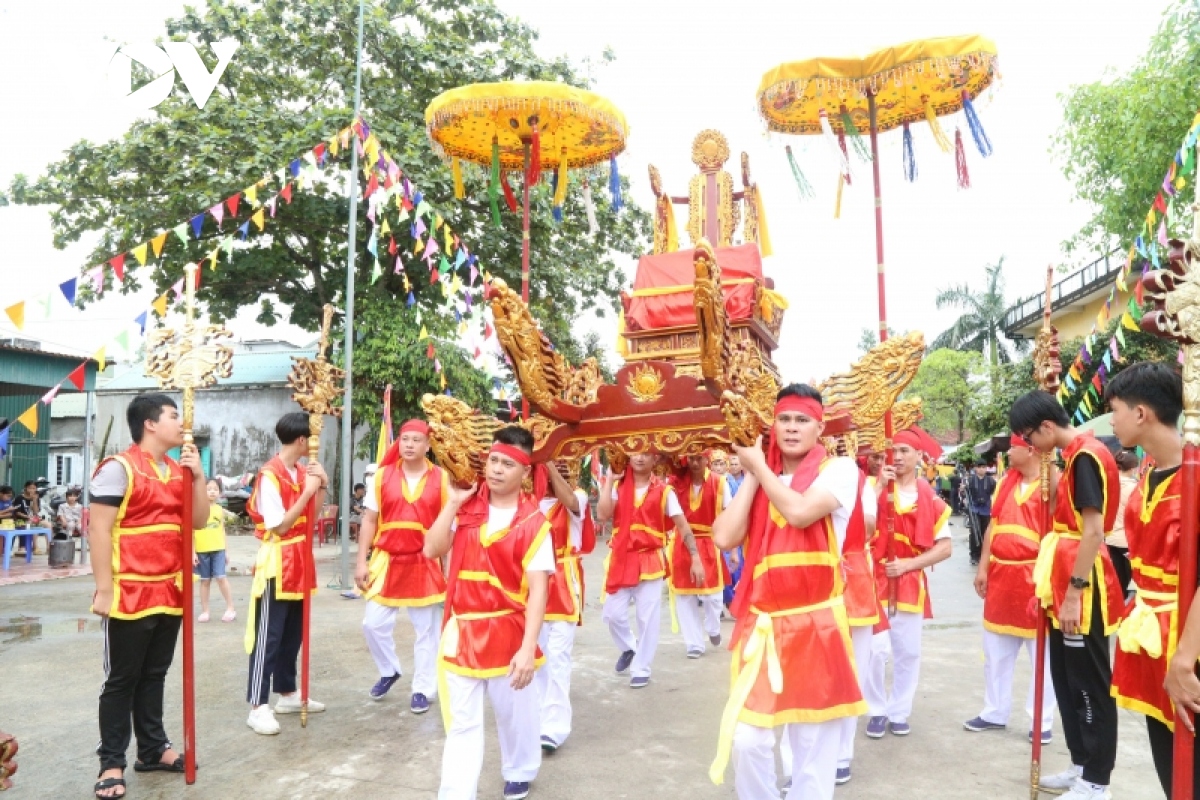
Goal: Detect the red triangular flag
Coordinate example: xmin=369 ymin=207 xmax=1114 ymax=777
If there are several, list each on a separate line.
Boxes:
xmin=280 ymin=183 xmax=293 ymax=204
xmin=402 ymin=196 xmax=414 ymax=212
xmin=109 ymin=254 xmax=126 ymax=281
xmin=388 ymin=237 xmax=397 ymax=256
xmin=1153 ymin=193 xmax=1167 ymax=214
xmin=67 ymin=363 xmax=86 ymax=391
xmin=484 ymin=322 xmax=494 ymax=339
xmin=1091 ymin=373 xmax=1103 ymax=391
xmin=363 ymin=174 xmax=379 ymax=200
xmin=1136 ymin=277 xmax=1145 ymax=305
xmin=430 ymin=268 xmax=440 ymax=284
xmin=426 ymin=342 xmax=435 ymax=359
xmin=225 ymin=193 xmax=241 ymax=217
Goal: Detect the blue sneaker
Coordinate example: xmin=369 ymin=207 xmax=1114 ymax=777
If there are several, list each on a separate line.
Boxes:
xmin=889 ymin=721 xmax=911 ymax=736
xmin=503 ymin=781 xmax=531 ymax=800
xmin=540 ymin=735 xmax=558 ymax=753
xmin=963 ymin=716 xmax=1006 ymax=732
xmin=835 ymin=766 xmax=851 ymax=785
xmin=630 ymin=676 xmax=650 ymax=689
xmin=369 ymin=673 xmax=401 ymax=700
xmin=410 ymin=693 xmax=430 ymax=714
xmin=865 ymin=716 xmax=887 ymax=738
xmin=1028 ymin=729 xmax=1052 ymax=744
xmin=615 ymin=650 xmax=635 ymax=674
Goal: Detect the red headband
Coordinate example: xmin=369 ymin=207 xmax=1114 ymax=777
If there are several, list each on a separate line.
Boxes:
xmin=893 ymin=426 xmax=943 ymax=460
xmin=400 ymin=419 xmax=429 ymax=436
xmin=1009 ymin=433 xmax=1031 ymax=449
xmin=774 ymin=395 xmax=824 ymax=422
xmin=490 ymin=442 xmax=531 ymax=466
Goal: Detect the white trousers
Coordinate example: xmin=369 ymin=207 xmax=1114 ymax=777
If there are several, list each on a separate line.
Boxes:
xmin=602 ymin=579 xmax=663 ymax=678
xmin=362 ymin=600 xmax=440 ymax=696
xmin=837 ymin=624 xmax=878 ymax=768
xmin=437 ymin=671 xmax=541 ymax=800
xmin=737 ymin=721 xmax=839 ymax=800
xmin=980 ymin=629 xmax=1056 ymax=731
xmin=534 ymin=620 xmax=576 ymax=746
xmin=866 ymin=611 xmax=923 ymax=723
xmin=677 ymin=590 xmax=723 ymax=653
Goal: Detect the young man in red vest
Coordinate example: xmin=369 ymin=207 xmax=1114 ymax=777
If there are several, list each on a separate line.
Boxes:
xmin=865 ymin=426 xmax=951 ymax=740
xmin=964 ymin=434 xmax=1057 ymax=742
xmin=425 ymin=426 xmax=554 ymax=800
xmin=709 ymin=384 xmax=865 ymax=800
xmin=533 ymin=460 xmax=596 ymax=753
xmin=1010 ymin=390 xmax=1122 ymax=800
xmin=671 ymin=452 xmax=732 ymax=658
xmin=598 ymin=452 xmax=703 ymax=689
xmin=1107 ymin=363 xmax=1200 ymax=796
xmin=354 ymin=419 xmax=449 ymax=714
xmin=244 ymin=412 xmax=328 ymax=736
xmin=89 ymin=393 xmax=210 ymax=799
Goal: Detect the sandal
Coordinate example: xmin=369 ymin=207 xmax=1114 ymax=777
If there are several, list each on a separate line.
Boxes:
xmin=221 ymin=608 xmax=236 ymax=622
xmin=133 ymin=755 xmax=186 ymax=773
xmin=94 ymin=776 xmax=126 ymax=798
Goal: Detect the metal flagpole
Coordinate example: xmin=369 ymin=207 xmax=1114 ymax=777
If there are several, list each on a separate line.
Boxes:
xmin=337 ymin=0 xmax=366 ymax=590
xmin=80 ymin=386 xmax=94 ymax=565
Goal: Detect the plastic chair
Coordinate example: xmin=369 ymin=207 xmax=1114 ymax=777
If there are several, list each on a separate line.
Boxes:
xmin=316 ymin=505 xmax=338 ymax=546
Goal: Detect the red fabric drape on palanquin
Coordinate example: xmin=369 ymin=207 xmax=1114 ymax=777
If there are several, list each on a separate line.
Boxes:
xmin=624 ymin=244 xmax=762 ymax=331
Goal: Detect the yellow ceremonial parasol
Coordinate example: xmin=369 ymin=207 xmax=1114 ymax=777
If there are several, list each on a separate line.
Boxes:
xmin=425 ymin=81 xmax=629 ymax=307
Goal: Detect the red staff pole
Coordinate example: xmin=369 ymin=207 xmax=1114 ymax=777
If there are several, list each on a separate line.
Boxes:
xmin=866 ymin=90 xmax=897 ymax=616
xmin=180 ymin=462 xmax=196 ymax=784
xmin=1175 ymin=434 xmax=1198 ymax=797
xmin=520 ymin=138 xmax=532 ymax=420
xmin=301 ymin=492 xmax=316 ymax=728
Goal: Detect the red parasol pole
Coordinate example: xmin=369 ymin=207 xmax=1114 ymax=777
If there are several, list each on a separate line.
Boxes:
xmin=1176 ymin=435 xmax=1198 ymax=798
xmin=520 ymin=138 xmax=532 ymax=420
xmin=866 ymin=90 xmax=897 ymax=616
xmin=180 ymin=463 xmax=196 ymax=784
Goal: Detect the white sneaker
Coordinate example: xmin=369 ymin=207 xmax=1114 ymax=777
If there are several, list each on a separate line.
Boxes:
xmin=1039 ymin=766 xmax=1083 ymax=794
xmin=274 ymin=694 xmax=325 ymax=714
xmin=1060 ymin=778 xmax=1112 ymax=800
xmin=247 ymin=705 xmax=280 ymax=735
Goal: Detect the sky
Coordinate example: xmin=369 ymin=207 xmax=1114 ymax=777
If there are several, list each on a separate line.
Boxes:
xmin=0 ymin=0 xmax=1176 ymax=383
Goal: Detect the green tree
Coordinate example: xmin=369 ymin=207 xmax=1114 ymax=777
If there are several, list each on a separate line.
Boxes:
xmin=930 ymin=257 xmax=1028 ymax=386
xmin=1055 ymin=1 xmax=1200 ymax=256
xmin=966 ymin=356 xmax=1039 ymax=441
xmin=902 ymin=348 xmax=982 ymax=444
xmin=5 ymin=0 xmax=649 ymax=435
xmin=856 ymin=326 xmax=896 ymax=354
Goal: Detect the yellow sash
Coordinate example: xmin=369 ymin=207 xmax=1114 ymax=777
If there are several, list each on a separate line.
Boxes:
xmin=1117 ymin=589 xmax=1176 ymax=659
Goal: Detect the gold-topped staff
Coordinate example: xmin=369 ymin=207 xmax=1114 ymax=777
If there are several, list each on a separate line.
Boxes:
xmin=286 ymin=303 xmax=345 ymax=727
xmin=143 ymin=261 xmax=233 ymax=784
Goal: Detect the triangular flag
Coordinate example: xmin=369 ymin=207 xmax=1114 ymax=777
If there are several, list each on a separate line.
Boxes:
xmin=238 ymin=221 xmax=251 ymax=240
xmin=94 ymin=347 xmax=106 ymax=372
xmin=370 ymin=260 xmax=382 ymax=284
xmin=67 ymin=363 xmax=86 ymax=390
xmin=59 ymin=278 xmax=77 ymax=306
xmin=5 ymin=301 xmax=25 ymax=330
xmin=191 ymin=213 xmax=205 ymax=238
xmin=151 ymin=232 xmax=168 ymax=257
xmin=114 ymin=330 xmax=130 ymax=353
xmin=251 ymin=209 xmax=265 ymax=231
xmin=173 ymin=223 xmax=190 ymax=244
xmin=152 ymin=294 xmax=169 ymax=318
xmin=280 ymin=183 xmax=293 ymax=203
xmin=135 ymin=311 xmax=148 ymax=334
xmin=1116 ymin=325 xmax=1127 ymax=346
xmin=419 ymin=325 xmax=429 ymax=340
xmin=0 ymin=427 xmax=8 ymax=457
xmin=131 ymin=243 xmax=149 ymax=267
xmin=380 ymin=218 xmax=391 ymax=236
xmin=41 ymin=383 xmax=61 ymax=405
xmin=225 ymin=193 xmax=241 ymax=217
xmin=209 ymin=203 xmax=225 ymax=227
xmin=427 ymin=341 xmax=436 ymax=359
xmin=16 ymin=404 xmax=38 ymax=435
xmin=245 ymin=184 xmax=259 ymax=206
xmin=38 ymin=294 xmax=52 ymax=319
xmin=109 ymin=253 xmax=126 ymax=281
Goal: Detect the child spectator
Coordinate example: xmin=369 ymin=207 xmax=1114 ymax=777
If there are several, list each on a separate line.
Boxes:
xmin=195 ymin=479 xmax=238 ymax=623
xmin=0 ymin=486 xmax=13 ymax=522
xmin=57 ymin=487 xmax=84 ymax=537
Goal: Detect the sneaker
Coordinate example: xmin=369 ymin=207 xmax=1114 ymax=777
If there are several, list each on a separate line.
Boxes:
xmin=963 ymin=716 xmax=1006 ymax=732
xmin=686 ymin=648 xmax=703 ymax=659
xmin=1039 ymin=765 xmax=1083 ymax=793
xmin=781 ymin=777 xmax=792 ymax=796
xmin=889 ymin=721 xmax=910 ymax=736
xmin=246 ymin=705 xmax=280 ymax=735
xmin=835 ymin=766 xmax=852 ymax=785
xmin=865 ymin=716 xmax=887 ymax=739
xmin=630 ymin=676 xmax=650 ymax=689
xmin=503 ymin=781 xmax=531 ymax=800
xmin=540 ymin=735 xmax=558 ymax=753
xmin=1029 ymin=729 xmax=1052 ymax=745
xmin=410 ymin=693 xmax=430 ymax=714
xmin=615 ymin=650 xmax=635 ymax=674
xmin=1060 ymin=778 xmax=1112 ymax=800
xmin=274 ymin=695 xmax=325 ymax=714
xmin=709 ymin=633 xmax=721 ymax=647
xmin=370 ymin=673 xmax=402 ymax=700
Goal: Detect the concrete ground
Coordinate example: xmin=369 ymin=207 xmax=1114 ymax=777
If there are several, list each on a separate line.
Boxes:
xmin=0 ymin=517 xmax=1161 ymax=799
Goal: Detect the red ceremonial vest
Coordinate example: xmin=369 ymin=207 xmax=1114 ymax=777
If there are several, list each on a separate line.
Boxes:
xmin=1112 ymin=470 xmax=1181 ymax=729
xmin=544 ymin=492 xmax=595 ymax=623
xmin=841 ymin=472 xmax=878 ymax=627
xmin=606 ymin=478 xmax=673 ymax=592
xmin=246 ymin=455 xmax=314 ymax=599
xmin=873 ymin=480 xmax=950 ymax=618
xmin=984 ymin=474 xmax=1046 ymax=637
xmin=671 ymin=471 xmax=726 ymax=593
xmin=440 ymin=498 xmax=550 ymax=677
xmin=99 ymin=445 xmax=186 ymax=619
xmin=367 ymin=460 xmax=448 ymax=605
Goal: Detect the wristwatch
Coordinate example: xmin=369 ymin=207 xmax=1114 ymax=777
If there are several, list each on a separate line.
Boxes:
xmin=1069 ymin=576 xmax=1091 ymax=590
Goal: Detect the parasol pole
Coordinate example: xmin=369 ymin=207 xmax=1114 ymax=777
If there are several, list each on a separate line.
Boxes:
xmin=521 ymin=138 xmax=532 ymax=419
xmin=866 ymin=90 xmax=897 ymax=616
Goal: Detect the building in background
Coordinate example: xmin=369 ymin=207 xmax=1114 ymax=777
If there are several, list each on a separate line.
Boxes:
xmin=1002 ymin=251 xmax=1125 ymax=342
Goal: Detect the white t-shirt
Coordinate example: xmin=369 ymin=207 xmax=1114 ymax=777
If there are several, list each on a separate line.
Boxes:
xmin=539 ymin=490 xmax=587 ymax=550
xmin=484 ymin=504 xmax=555 ymax=573
xmin=363 ymin=468 xmax=427 ymax=513
xmin=257 ymin=464 xmax=298 ymax=531
xmin=610 ymin=483 xmax=683 ymax=518
xmin=860 ymin=480 xmax=878 ymax=522
xmin=896 ymin=486 xmax=952 ymax=541
xmin=778 ymin=456 xmax=860 ymax=551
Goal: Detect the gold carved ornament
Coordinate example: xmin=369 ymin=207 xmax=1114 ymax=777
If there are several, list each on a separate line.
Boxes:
xmin=488 ymin=277 xmax=571 ymax=411
xmin=287 ymin=304 xmax=345 ymax=457
xmin=515 ymin=413 xmax=563 ymax=451
xmin=1032 ymin=325 xmax=1062 ymax=395
xmin=740 ymin=152 xmax=761 ymax=249
xmin=1143 ymin=235 xmax=1200 ymax=446
xmin=627 ymin=363 xmax=666 ymax=403
xmin=818 ymin=331 xmax=926 ymax=429
xmin=692 ymin=239 xmax=730 ymax=384
xmin=421 ymin=393 xmax=502 ymax=486
xmin=858 ymin=398 xmax=924 ymax=453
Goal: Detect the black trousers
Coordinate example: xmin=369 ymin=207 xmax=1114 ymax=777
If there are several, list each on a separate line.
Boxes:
xmin=1048 ymin=579 xmax=1118 ymax=785
xmin=1107 ymin=544 xmax=1132 ymax=596
xmin=969 ymin=513 xmax=989 ymax=561
xmin=247 ymin=579 xmax=304 ymax=706
xmin=97 ymin=613 xmax=182 ymax=771
xmin=1148 ymin=716 xmax=1200 ymax=798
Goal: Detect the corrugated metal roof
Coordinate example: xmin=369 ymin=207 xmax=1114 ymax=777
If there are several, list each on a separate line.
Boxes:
xmin=50 ymin=392 xmax=88 ymax=418
xmin=99 ymin=349 xmax=316 ymax=392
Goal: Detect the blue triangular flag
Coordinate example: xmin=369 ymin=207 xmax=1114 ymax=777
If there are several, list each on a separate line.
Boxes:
xmin=367 ymin=230 xmax=378 ymax=257
xmin=289 ymin=159 xmax=301 ymax=177
xmin=59 ymin=277 xmax=77 ymax=306
xmin=406 ymin=292 xmax=415 ymax=307
xmin=238 ymin=221 xmax=251 ymax=241
xmin=0 ymin=426 xmax=8 ymax=456
xmin=413 ymin=190 xmax=423 ymax=206
xmin=135 ymin=311 xmax=148 ymax=335
xmin=455 ymin=249 xmax=466 ymax=269
xmin=191 ymin=213 xmax=205 ymax=238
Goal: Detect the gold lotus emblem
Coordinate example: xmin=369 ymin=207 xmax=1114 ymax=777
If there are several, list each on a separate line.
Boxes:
xmin=627 ymin=364 xmax=665 ymax=403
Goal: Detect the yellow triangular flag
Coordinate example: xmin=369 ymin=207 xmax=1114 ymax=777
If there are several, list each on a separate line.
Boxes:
xmin=251 ymin=209 xmax=265 ymax=231
xmin=131 ymin=243 xmax=149 ymax=266
xmin=94 ymin=346 xmax=107 ymax=372
xmin=435 ymin=214 xmax=444 ymax=230
xmin=150 ymin=232 xmax=168 ymax=257
xmin=152 ymin=294 xmax=169 ymax=318
xmin=5 ymin=301 xmax=25 ymax=330
xmin=414 ymin=237 xmax=423 ymax=255
xmin=245 ymin=184 xmax=259 ymax=206
xmin=329 ymin=136 xmax=340 ymax=157
xmin=419 ymin=325 xmax=429 ymax=340
xmin=440 ymin=373 xmax=447 ymax=390
xmin=209 ymin=247 xmax=220 ymax=269
xmin=16 ymin=403 xmax=38 ymax=435
xmin=445 ymin=226 xmax=453 ymax=251
xmin=380 ymin=218 xmax=391 ymax=236
xmin=1122 ymin=311 xmax=1140 ymax=332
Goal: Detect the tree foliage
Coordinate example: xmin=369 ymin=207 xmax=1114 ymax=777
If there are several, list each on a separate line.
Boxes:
xmin=6 ymin=0 xmax=649 ymax=433
xmin=1054 ymin=1 xmax=1200 ymax=257
xmin=930 ymin=257 xmax=1028 ymax=375
xmin=902 ymin=348 xmax=982 ymax=444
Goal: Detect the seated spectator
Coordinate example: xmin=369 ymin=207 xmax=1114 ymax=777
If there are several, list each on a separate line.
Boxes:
xmin=57 ymin=488 xmax=84 ymax=537
xmin=349 ymin=481 xmax=367 ymax=540
xmin=0 ymin=486 xmax=13 ymax=522
xmin=12 ymin=481 xmax=40 ymax=528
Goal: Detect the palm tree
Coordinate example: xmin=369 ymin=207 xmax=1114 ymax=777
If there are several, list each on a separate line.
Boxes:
xmin=930 ymin=257 xmax=1028 ymax=387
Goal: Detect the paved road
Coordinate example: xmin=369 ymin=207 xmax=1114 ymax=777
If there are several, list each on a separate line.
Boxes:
xmin=0 ymin=517 xmax=1160 ymax=798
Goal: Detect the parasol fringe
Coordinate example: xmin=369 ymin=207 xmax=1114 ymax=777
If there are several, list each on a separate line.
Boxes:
xmin=839 ymin=104 xmax=872 ymax=163
xmin=785 ymin=145 xmax=815 ymax=200
xmin=489 ymin=139 xmax=501 ymax=228
xmin=819 ymin=109 xmax=852 ymax=183
xmin=583 ymin=180 xmax=598 ymax=236
xmin=452 ymin=157 xmax=465 ymax=200
xmin=552 ymin=153 xmax=569 ymax=222
xmin=961 ymin=91 xmax=993 ymax=157
xmin=902 ymin=123 xmax=918 ymax=183
xmin=501 ymin=173 xmax=518 ymax=212
xmin=925 ymin=101 xmax=953 ymax=153
xmin=834 ymin=173 xmax=844 ymax=219
xmin=955 ymin=129 xmax=970 ymax=189
xmin=609 ymin=155 xmax=623 ymax=212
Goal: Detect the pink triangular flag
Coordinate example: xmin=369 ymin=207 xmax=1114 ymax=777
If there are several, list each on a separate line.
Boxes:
xmin=171 ymin=278 xmax=185 ymax=300
xmin=209 ymin=203 xmax=225 ymax=227
xmin=41 ymin=383 xmax=61 ymax=405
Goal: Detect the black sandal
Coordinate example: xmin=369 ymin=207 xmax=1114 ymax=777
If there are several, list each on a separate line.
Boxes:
xmin=133 ymin=755 xmax=185 ymax=773
xmin=94 ymin=776 xmax=126 ymax=798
